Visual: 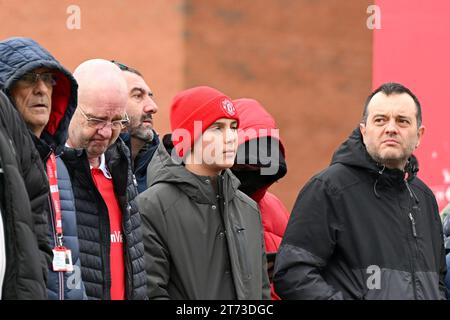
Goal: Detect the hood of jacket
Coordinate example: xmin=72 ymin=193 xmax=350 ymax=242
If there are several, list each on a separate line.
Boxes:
xmin=231 ymin=98 xmax=287 ymax=201
xmin=147 ymin=134 xmax=241 ymax=204
xmin=0 ymin=37 xmax=77 ymax=149
xmin=120 ymin=131 xmax=160 ymax=193
xmin=331 ymin=127 xmax=420 ymax=196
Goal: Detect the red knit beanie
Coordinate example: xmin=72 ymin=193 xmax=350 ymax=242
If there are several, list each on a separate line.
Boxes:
xmin=170 ymin=86 xmax=239 ymax=158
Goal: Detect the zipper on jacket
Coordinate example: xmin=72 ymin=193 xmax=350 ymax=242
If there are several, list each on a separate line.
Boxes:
xmin=408 ymin=211 xmax=419 ymax=300
xmin=408 ymin=212 xmax=417 ymax=238
xmin=217 ymin=175 xmax=239 ymax=298
xmin=122 ymin=203 xmax=133 ymax=299
xmin=86 ymin=160 xmax=111 ymax=300
xmin=235 ymin=226 xmax=251 ymax=279
xmin=48 ymin=196 xmax=65 ymax=300
xmin=405 ymin=180 xmax=418 ymax=300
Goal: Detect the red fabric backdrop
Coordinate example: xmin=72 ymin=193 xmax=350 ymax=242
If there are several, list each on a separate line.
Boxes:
xmin=373 ymin=0 xmax=450 ymax=212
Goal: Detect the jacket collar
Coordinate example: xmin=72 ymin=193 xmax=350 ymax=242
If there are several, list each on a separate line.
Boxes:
xmin=331 ymin=127 xmax=419 ymax=184
xmin=120 ymin=131 xmax=159 ymax=171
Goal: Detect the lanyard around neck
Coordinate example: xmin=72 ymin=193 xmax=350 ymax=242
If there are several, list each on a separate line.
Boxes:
xmin=46 ymin=152 xmax=64 ymax=247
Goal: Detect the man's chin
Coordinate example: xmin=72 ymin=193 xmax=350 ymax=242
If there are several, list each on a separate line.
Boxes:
xmin=213 ymin=159 xmax=235 ymax=170
xmin=87 ymin=145 xmax=108 ymax=157
xmin=132 ymin=128 xmax=154 ymax=142
xmin=377 ymin=153 xmax=408 ymax=169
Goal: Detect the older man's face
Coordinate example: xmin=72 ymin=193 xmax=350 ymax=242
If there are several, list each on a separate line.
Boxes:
xmin=69 ymin=93 xmax=127 ymax=160
xmin=360 ymin=92 xmax=425 ymax=170
xmin=10 ymin=67 xmax=55 ymax=136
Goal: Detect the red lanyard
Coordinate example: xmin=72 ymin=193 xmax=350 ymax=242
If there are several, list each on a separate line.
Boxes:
xmin=46 ymin=152 xmax=64 ymax=248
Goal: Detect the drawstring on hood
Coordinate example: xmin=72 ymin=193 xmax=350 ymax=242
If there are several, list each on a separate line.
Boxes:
xmin=373 ymin=165 xmax=385 ymax=199
xmin=405 ymin=176 xmax=420 ymax=205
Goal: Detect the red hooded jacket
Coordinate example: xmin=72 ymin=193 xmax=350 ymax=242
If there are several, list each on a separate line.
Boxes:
xmin=232 ymin=98 xmax=289 ymax=299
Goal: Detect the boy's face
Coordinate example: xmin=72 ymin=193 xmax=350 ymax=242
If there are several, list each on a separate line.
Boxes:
xmin=189 ymin=118 xmax=238 ymax=175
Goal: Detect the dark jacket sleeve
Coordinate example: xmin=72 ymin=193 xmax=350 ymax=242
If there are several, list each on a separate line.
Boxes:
xmin=0 ymin=92 xmax=51 ymax=281
xmin=434 ymin=202 xmax=448 ymax=299
xmin=439 ymin=241 xmax=447 ymax=299
xmin=273 ymin=177 xmax=344 ymax=300
xmin=136 ymin=189 xmax=171 ymax=300
xmin=261 ymin=231 xmax=271 ymax=300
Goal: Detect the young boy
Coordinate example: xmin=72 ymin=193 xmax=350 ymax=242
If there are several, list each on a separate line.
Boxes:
xmin=137 ymin=86 xmax=270 ymax=300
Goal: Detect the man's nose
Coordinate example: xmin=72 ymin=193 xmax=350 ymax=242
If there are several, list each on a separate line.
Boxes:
xmin=32 ymin=79 xmax=50 ymax=95
xmin=97 ymin=126 xmax=113 ymax=139
xmin=385 ymin=119 xmax=398 ymax=134
xmin=224 ymin=128 xmax=237 ymax=144
xmin=143 ymin=98 xmax=158 ymax=114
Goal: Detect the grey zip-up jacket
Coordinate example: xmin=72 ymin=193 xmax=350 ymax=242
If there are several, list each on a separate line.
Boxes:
xmin=137 ymin=139 xmax=270 ymax=300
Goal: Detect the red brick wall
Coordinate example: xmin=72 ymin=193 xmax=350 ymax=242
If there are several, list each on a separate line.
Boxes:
xmin=0 ymin=0 xmax=372 ymax=211
xmin=0 ymin=0 xmax=184 ymax=141
xmin=184 ymin=0 xmax=372 ymax=210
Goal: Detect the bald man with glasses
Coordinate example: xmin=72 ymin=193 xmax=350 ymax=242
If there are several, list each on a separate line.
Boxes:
xmin=63 ymin=59 xmax=147 ymax=300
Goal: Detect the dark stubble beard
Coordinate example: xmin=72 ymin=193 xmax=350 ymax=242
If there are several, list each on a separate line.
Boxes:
xmin=131 ymin=124 xmax=154 ymax=142
xmin=367 ymin=142 xmax=416 ymax=170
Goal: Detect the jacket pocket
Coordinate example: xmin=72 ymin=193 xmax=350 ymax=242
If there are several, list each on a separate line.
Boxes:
xmin=235 ymin=226 xmax=252 ymax=281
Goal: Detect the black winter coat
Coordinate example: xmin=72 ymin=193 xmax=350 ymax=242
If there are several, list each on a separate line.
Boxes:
xmin=274 ymin=128 xmax=447 ymax=300
xmin=61 ymin=139 xmax=147 ymax=300
xmin=0 ymin=91 xmax=49 ymax=299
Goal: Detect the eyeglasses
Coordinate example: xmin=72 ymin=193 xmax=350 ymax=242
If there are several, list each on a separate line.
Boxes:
xmin=78 ymin=106 xmax=129 ymax=130
xmin=18 ymin=72 xmax=56 ymax=88
xmin=110 ymin=60 xmax=142 ymax=77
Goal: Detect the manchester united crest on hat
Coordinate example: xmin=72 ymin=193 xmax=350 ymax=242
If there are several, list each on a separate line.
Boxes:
xmin=222 ymin=99 xmax=236 ymax=116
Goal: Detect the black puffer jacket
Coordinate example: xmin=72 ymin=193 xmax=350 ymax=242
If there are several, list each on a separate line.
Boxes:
xmin=0 ymin=91 xmax=49 ymax=299
xmin=61 ymin=139 xmax=147 ymax=300
xmin=274 ymin=128 xmax=447 ymax=300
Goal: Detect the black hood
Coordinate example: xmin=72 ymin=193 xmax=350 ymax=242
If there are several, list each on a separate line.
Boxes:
xmin=231 ymin=137 xmax=287 ymax=200
xmin=331 ymin=127 xmax=420 ymax=198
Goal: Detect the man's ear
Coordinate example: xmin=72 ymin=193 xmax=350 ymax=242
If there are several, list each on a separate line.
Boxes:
xmin=359 ymin=122 xmax=366 ymax=135
xmin=416 ymin=125 xmax=425 ymax=149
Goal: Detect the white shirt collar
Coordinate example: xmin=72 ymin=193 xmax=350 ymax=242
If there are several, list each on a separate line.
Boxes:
xmin=93 ymin=153 xmax=112 ymax=179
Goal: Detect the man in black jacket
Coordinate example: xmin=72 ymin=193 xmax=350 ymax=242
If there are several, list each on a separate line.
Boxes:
xmin=112 ymin=60 xmax=160 ymax=193
xmin=0 ymin=91 xmax=49 ymax=299
xmin=274 ymin=82 xmax=447 ymax=300
xmin=63 ymin=59 xmax=146 ymax=300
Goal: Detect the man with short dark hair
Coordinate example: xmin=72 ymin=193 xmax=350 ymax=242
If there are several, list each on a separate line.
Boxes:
xmin=112 ymin=61 xmax=159 ymax=193
xmin=274 ymin=82 xmax=447 ymax=300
